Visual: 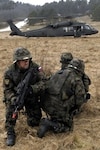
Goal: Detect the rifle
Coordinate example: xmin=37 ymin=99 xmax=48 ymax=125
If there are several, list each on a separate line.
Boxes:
xmin=12 ymin=68 xmax=35 ymax=119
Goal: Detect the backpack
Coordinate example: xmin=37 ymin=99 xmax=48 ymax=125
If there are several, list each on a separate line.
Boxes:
xmin=47 ymin=69 xmax=71 ymax=96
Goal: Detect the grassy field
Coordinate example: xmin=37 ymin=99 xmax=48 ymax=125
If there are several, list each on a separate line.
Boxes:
xmin=0 ymin=17 xmax=100 ymax=149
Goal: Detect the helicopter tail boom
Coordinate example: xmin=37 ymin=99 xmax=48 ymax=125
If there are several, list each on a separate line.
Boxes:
xmin=7 ymin=20 xmax=23 ymax=36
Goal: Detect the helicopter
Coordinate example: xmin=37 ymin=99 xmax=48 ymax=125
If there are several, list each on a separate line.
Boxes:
xmin=7 ymin=19 xmax=98 ymax=38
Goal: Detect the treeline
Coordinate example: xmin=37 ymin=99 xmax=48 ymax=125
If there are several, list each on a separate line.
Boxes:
xmin=0 ymin=0 xmax=40 ymax=22
xmin=0 ymin=0 xmax=100 ymax=23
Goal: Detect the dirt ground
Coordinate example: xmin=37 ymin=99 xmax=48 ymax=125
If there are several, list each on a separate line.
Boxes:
xmin=0 ymin=18 xmax=100 ymax=150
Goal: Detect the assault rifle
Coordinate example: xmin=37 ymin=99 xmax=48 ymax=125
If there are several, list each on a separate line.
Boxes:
xmin=12 ymin=68 xmax=35 ymax=119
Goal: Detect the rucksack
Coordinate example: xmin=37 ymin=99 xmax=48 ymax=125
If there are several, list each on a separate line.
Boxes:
xmin=46 ymin=69 xmax=71 ymax=95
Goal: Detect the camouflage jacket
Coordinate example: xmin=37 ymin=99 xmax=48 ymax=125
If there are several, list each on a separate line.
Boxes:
xmin=3 ymin=60 xmax=44 ymax=102
xmin=41 ymin=68 xmax=86 ymax=122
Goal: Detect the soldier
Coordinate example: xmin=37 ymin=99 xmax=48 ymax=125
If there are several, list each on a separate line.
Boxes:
xmin=37 ymin=58 xmax=89 ymax=138
xmin=68 ymin=58 xmax=91 ymax=114
xmin=3 ymin=47 xmax=45 ymax=146
xmin=73 ymin=26 xmax=81 ymax=38
xmin=60 ymin=52 xmax=73 ymax=70
xmin=60 ymin=52 xmax=91 ymax=97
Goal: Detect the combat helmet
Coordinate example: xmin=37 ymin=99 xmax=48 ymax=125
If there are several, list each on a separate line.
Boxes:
xmin=13 ymin=47 xmax=32 ymax=63
xmin=69 ymin=58 xmax=85 ymax=73
xmin=60 ymin=52 xmax=73 ymax=64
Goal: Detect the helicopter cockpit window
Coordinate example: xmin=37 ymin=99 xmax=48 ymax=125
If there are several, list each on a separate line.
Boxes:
xmin=89 ymin=25 xmax=95 ymax=30
xmin=84 ymin=25 xmax=91 ymax=30
xmin=63 ymin=27 xmax=68 ymax=32
xmin=81 ymin=26 xmax=83 ymax=30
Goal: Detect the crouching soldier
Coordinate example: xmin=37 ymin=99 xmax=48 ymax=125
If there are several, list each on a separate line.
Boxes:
xmin=37 ymin=58 xmax=89 ymax=138
xmin=60 ymin=52 xmax=91 ymax=103
xmin=3 ymin=47 xmax=45 ymax=146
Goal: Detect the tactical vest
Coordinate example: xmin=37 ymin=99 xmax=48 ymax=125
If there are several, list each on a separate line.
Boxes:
xmin=47 ymin=69 xmax=73 ymax=96
xmin=42 ymin=68 xmax=75 ymax=122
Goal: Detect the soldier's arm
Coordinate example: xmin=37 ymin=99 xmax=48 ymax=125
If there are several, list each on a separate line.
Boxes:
xmin=37 ymin=66 xmax=46 ymax=80
xmin=31 ymin=61 xmax=46 ymax=81
xmin=3 ymin=70 xmax=16 ymax=103
xmin=74 ymin=78 xmax=86 ymax=109
xmin=82 ymin=73 xmax=91 ymax=92
xmin=30 ymin=67 xmax=47 ymax=94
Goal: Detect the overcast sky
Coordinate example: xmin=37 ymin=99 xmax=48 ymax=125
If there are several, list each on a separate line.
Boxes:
xmin=13 ymin=0 xmax=63 ymax=6
xmin=13 ymin=0 xmax=90 ymax=6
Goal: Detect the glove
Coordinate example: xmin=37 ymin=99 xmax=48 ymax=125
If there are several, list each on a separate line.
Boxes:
xmin=31 ymin=81 xmax=46 ymax=94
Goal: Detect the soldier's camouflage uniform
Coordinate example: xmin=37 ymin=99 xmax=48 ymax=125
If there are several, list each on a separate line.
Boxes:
xmin=60 ymin=52 xmax=73 ymax=70
xmin=3 ymin=58 xmax=44 ymax=132
xmin=40 ymin=59 xmax=90 ymax=133
xmin=60 ymin=53 xmax=91 ymax=94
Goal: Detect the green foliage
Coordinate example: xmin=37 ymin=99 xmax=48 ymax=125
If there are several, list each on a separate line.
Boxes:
xmin=28 ymin=8 xmax=57 ymax=25
xmin=0 ymin=0 xmax=34 ymax=22
xmin=0 ymin=0 xmax=15 ymax=10
xmin=39 ymin=8 xmax=57 ymax=18
xmin=1 ymin=0 xmax=100 ymax=22
xmin=28 ymin=10 xmax=38 ymax=24
xmin=28 ymin=10 xmax=38 ymax=17
xmin=91 ymin=4 xmax=100 ymax=21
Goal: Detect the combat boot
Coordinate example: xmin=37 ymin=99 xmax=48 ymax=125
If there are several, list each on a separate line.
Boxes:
xmin=37 ymin=118 xmax=60 ymax=138
xmin=37 ymin=118 xmax=51 ymax=138
xmin=6 ymin=129 xmax=16 ymax=146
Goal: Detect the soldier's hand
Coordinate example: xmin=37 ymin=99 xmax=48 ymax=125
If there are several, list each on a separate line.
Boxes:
xmin=31 ymin=81 xmax=46 ymax=94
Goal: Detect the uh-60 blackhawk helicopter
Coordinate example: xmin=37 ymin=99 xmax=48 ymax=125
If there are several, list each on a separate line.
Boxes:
xmin=7 ymin=18 xmax=98 ymax=38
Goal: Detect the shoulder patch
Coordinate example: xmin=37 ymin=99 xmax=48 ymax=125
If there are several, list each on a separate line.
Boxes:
xmin=38 ymin=66 xmax=42 ymax=72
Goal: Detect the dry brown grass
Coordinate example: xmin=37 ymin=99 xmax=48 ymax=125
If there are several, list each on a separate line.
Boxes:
xmin=0 ymin=18 xmax=100 ymax=149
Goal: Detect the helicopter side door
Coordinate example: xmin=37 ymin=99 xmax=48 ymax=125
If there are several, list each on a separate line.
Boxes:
xmin=62 ymin=26 xmax=74 ymax=36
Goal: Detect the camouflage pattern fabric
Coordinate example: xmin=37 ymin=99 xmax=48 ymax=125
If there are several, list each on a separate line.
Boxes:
xmin=61 ymin=57 xmax=91 ymax=94
xmin=41 ymin=67 xmax=86 ymax=130
xmin=13 ymin=47 xmax=32 ymax=63
xmin=60 ymin=52 xmax=73 ymax=70
xmin=82 ymin=74 xmax=91 ymax=92
xmin=3 ymin=60 xmax=43 ymax=131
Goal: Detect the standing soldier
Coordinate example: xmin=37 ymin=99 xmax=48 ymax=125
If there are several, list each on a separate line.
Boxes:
xmin=3 ymin=47 xmax=45 ymax=146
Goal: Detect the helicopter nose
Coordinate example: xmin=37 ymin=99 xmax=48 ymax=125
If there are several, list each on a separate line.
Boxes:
xmin=96 ymin=30 xmax=99 ymax=33
xmin=94 ymin=29 xmax=98 ymax=34
xmin=92 ymin=29 xmax=99 ymax=34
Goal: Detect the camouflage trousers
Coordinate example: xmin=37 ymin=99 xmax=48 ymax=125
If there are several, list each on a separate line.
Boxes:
xmin=5 ymin=97 xmax=42 ymax=131
xmin=40 ymin=94 xmax=74 ymax=133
